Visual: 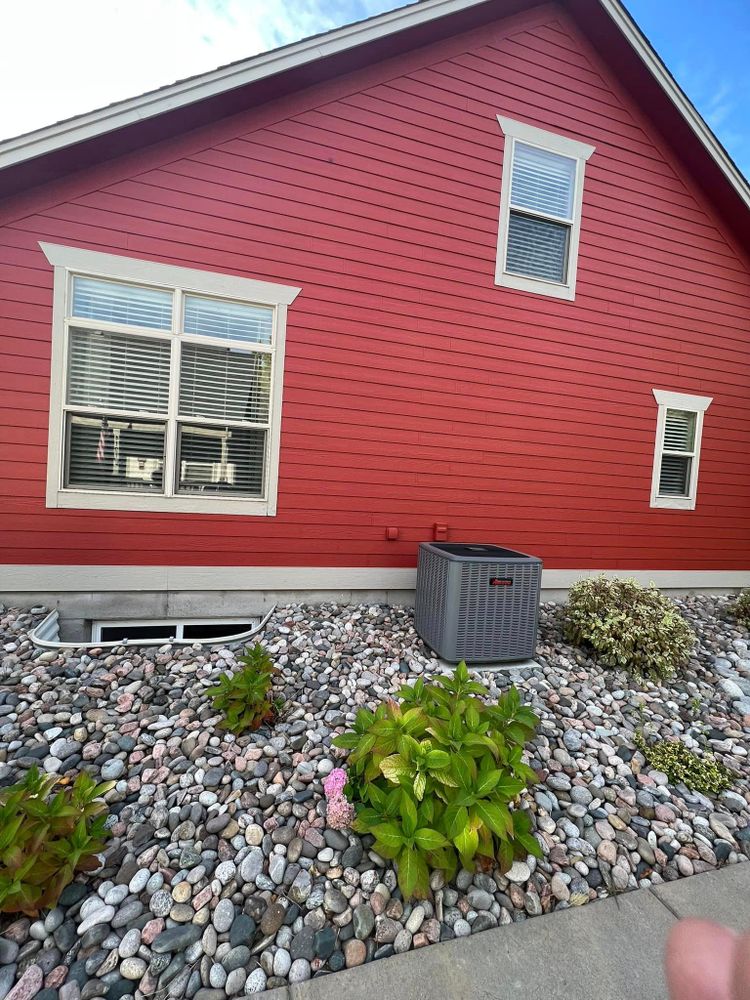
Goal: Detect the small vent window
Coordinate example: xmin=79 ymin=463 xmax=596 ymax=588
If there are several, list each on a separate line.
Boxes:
xmin=650 ymin=390 xmax=712 ymax=510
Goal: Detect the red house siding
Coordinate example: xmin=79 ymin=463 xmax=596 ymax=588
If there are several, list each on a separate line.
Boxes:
xmin=1 ymin=4 xmax=749 ymax=574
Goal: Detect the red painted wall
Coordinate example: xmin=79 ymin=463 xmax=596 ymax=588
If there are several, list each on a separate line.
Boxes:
xmin=1 ymin=4 xmax=749 ymax=571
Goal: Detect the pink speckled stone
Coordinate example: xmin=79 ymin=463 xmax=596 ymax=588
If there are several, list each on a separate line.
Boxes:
xmin=7 ymin=965 xmax=43 ymax=1000
xmin=141 ymin=918 xmax=165 ymax=945
xmin=45 ymin=966 xmax=68 ymax=989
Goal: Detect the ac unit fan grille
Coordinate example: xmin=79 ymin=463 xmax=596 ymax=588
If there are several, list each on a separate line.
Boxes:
xmin=456 ymin=562 xmax=539 ymax=660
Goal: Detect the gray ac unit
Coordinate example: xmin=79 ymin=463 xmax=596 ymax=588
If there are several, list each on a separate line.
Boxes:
xmin=415 ymin=542 xmax=542 ymax=663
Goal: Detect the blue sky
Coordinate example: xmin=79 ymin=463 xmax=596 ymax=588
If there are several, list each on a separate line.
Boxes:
xmin=0 ymin=0 xmax=747 ymax=178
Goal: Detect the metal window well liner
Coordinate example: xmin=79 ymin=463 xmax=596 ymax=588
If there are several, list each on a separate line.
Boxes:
xmin=28 ymin=605 xmax=276 ymax=651
xmin=415 ymin=542 xmax=542 ymax=663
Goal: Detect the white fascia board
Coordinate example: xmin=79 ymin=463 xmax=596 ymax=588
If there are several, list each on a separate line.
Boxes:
xmin=597 ymin=0 xmax=750 ymax=214
xmin=1 ymin=566 xmax=749 ymax=593
xmin=0 ymin=0 xmax=749 ymax=228
xmin=0 ymin=0 xmax=481 ymax=171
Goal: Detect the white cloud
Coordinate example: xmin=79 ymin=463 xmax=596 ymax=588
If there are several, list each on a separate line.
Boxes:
xmin=0 ymin=0 xmax=404 ymax=140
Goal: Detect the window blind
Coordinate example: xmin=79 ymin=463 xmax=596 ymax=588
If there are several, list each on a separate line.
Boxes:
xmin=510 ymin=143 xmax=576 ymax=220
xmin=179 ymin=343 xmax=271 ymax=424
xmin=176 ymin=424 xmax=265 ymax=497
xmin=67 ymin=328 xmax=171 ymax=414
xmin=184 ymin=294 xmax=273 ymax=344
xmin=65 ymin=415 xmax=166 ymax=492
xmin=72 ymin=276 xmax=172 ymax=330
xmin=506 ymin=212 xmax=569 ymax=282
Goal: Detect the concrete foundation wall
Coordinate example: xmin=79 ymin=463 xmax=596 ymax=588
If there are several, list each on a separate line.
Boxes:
xmin=1 ymin=584 xmax=741 ymax=642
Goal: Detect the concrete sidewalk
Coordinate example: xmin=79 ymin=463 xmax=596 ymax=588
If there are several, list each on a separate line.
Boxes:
xmin=259 ymin=864 xmax=750 ymax=1000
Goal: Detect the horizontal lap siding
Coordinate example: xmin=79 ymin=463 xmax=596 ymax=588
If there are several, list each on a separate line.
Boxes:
xmin=1 ymin=6 xmax=749 ymax=571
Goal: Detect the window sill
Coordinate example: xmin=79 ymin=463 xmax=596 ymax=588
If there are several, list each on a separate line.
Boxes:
xmin=495 ymin=270 xmax=576 ymax=301
xmin=47 ymin=489 xmax=276 ymax=516
xmin=650 ymin=495 xmax=696 ymax=510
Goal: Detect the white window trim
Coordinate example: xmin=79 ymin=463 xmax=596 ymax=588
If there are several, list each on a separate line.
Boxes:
xmin=41 ymin=243 xmax=301 ymax=516
xmin=650 ymin=389 xmax=713 ymax=510
xmin=494 ymin=117 xmax=595 ymax=301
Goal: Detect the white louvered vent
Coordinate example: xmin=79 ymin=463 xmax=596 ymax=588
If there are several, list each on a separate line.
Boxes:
xmin=651 ymin=391 xmax=712 ymax=510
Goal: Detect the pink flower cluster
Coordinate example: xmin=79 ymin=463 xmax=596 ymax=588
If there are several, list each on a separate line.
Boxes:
xmin=323 ymin=767 xmax=355 ymax=830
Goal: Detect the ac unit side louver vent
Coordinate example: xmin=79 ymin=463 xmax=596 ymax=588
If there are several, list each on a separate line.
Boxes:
xmin=415 ymin=542 xmax=542 ymax=664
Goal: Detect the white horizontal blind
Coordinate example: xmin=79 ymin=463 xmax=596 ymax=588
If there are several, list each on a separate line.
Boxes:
xmin=65 ymin=414 xmax=165 ymax=492
xmin=510 ymin=143 xmax=576 ymax=219
xmin=179 ymin=344 xmax=271 ymax=424
xmin=72 ymin=276 xmax=172 ymax=330
xmin=658 ymin=408 xmax=697 ymax=497
xmin=505 ymin=141 xmax=577 ymax=284
xmin=176 ymin=425 xmax=265 ymax=496
xmin=68 ymin=328 xmax=171 ymax=414
xmin=506 ymin=213 xmax=569 ymax=283
xmin=184 ymin=294 xmax=273 ymax=344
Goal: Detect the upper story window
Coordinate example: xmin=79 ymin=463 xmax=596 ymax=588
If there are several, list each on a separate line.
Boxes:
xmin=495 ymin=117 xmax=595 ymax=301
xmin=650 ymin=389 xmax=713 ymax=510
xmin=41 ymin=243 xmax=300 ymax=516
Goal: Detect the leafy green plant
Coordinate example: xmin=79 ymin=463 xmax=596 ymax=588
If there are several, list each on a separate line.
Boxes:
xmin=0 ymin=767 xmax=113 ymax=916
xmin=634 ymin=731 xmax=732 ymax=795
xmin=332 ymin=662 xmax=540 ymax=899
xmin=732 ymin=590 xmax=750 ymax=628
xmin=564 ymin=576 xmax=695 ymax=680
xmin=207 ymin=643 xmax=282 ymax=734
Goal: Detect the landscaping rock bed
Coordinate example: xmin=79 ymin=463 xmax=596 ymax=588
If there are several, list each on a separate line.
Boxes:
xmin=0 ymin=595 xmax=749 ymax=1000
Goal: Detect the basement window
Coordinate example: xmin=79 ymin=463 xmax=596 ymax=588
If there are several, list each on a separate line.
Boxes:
xmin=40 ymin=243 xmax=300 ymax=516
xmin=91 ymin=618 xmax=260 ymax=643
xmin=650 ymin=389 xmax=713 ymax=510
xmin=495 ymin=117 xmax=595 ymax=301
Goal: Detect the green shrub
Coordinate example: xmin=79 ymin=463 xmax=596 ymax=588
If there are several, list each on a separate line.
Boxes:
xmin=332 ymin=662 xmax=541 ymax=899
xmin=634 ymin=731 xmax=732 ymax=795
xmin=0 ymin=767 xmax=113 ymax=916
xmin=732 ymin=590 xmax=750 ymax=628
xmin=207 ymin=643 xmax=282 ymax=734
xmin=564 ymin=576 xmax=695 ymax=680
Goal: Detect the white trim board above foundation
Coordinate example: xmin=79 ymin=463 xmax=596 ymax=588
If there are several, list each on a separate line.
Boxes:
xmin=1 ymin=566 xmax=749 ymax=593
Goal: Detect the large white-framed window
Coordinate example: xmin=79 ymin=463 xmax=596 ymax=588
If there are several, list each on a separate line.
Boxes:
xmin=41 ymin=243 xmax=300 ymax=516
xmin=495 ymin=117 xmax=595 ymax=301
xmin=650 ymin=389 xmax=713 ymax=510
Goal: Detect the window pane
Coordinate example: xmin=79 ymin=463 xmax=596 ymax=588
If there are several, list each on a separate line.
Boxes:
xmin=664 ymin=409 xmax=696 ymax=452
xmin=72 ymin=276 xmax=172 ymax=330
xmin=176 ymin=424 xmax=265 ymax=497
xmin=67 ymin=328 xmax=171 ymax=415
xmin=65 ymin=414 xmax=165 ymax=492
xmin=99 ymin=624 xmax=176 ymax=642
xmin=506 ymin=211 xmax=569 ymax=282
xmin=179 ymin=343 xmax=271 ymax=424
xmin=511 ymin=143 xmax=576 ymax=219
xmin=659 ymin=454 xmax=691 ymax=496
xmin=184 ymin=295 xmax=273 ymax=345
